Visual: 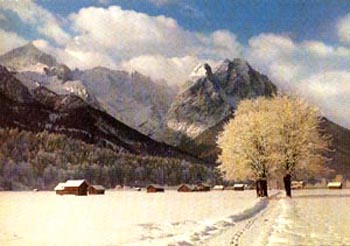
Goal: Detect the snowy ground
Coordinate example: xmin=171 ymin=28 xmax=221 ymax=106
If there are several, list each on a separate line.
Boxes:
xmin=206 ymin=189 xmax=350 ymax=246
xmin=0 ymin=189 xmax=349 ymax=246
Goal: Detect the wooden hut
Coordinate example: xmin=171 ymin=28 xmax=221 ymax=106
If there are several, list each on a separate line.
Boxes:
xmin=233 ymin=184 xmax=245 ymax=191
xmin=88 ymin=185 xmax=105 ymax=195
xmin=195 ymin=183 xmax=210 ymax=192
xmin=291 ymin=181 xmax=304 ymax=189
xmin=54 ymin=182 xmax=66 ymax=195
xmin=63 ymin=179 xmax=89 ymax=195
xmin=146 ymin=184 xmax=165 ymax=193
xmin=177 ymin=184 xmax=195 ymax=192
xmin=327 ymin=182 xmax=342 ymax=189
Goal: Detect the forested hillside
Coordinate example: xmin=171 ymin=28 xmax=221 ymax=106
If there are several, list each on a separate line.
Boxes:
xmin=0 ymin=129 xmax=216 ymax=190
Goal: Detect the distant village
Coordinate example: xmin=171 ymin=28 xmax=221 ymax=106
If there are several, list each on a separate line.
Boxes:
xmin=53 ymin=178 xmax=345 ymax=196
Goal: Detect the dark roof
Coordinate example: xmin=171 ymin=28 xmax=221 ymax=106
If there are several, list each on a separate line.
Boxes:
xmin=177 ymin=184 xmax=195 ymax=190
xmin=147 ymin=184 xmax=164 ymax=189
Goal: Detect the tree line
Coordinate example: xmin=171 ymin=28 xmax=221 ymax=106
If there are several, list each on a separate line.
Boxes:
xmin=0 ymin=129 xmax=219 ymax=190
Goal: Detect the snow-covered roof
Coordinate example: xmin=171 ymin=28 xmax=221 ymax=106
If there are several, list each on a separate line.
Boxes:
xmin=327 ymin=182 xmax=342 ymax=187
xmin=213 ymin=185 xmax=224 ymax=190
xmin=90 ymin=185 xmax=105 ymax=190
xmin=54 ymin=182 xmax=66 ymax=191
xmin=65 ymin=179 xmax=89 ymax=187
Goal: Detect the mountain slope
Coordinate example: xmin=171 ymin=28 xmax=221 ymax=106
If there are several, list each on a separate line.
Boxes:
xmin=0 ymin=43 xmax=177 ymax=137
xmin=157 ymin=58 xmax=277 ymax=146
xmin=80 ymin=67 xmax=176 ymax=137
xmin=0 ymin=65 xmax=199 ymax=161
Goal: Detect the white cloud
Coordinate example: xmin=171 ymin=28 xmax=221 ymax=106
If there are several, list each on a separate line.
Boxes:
xmin=33 ymin=39 xmax=117 ymax=70
xmin=46 ymin=5 xmax=240 ymax=84
xmin=0 ymin=0 xmax=71 ymax=45
xmin=337 ymin=14 xmax=350 ymax=43
xmin=247 ymin=33 xmax=350 ymax=127
xmin=121 ymin=55 xmax=216 ymax=85
xmin=300 ymin=71 xmax=350 ymax=125
xmin=68 ymin=6 xmax=242 ymax=61
xmin=2 ymin=4 xmax=241 ymax=84
xmin=0 ymin=29 xmax=27 ymax=55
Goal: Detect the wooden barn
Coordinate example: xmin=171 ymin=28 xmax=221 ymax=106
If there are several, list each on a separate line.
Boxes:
xmin=88 ymin=185 xmax=105 ymax=195
xmin=327 ymin=182 xmax=342 ymax=189
xmin=63 ymin=179 xmax=89 ymax=195
xmin=54 ymin=182 xmax=66 ymax=195
xmin=233 ymin=184 xmax=245 ymax=191
xmin=177 ymin=184 xmax=195 ymax=192
xmin=195 ymin=183 xmax=210 ymax=192
xmin=146 ymin=184 xmax=165 ymax=193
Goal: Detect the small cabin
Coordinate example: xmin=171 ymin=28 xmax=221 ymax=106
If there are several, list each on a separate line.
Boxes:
xmin=233 ymin=184 xmax=245 ymax=191
xmin=146 ymin=184 xmax=165 ymax=193
xmin=63 ymin=179 xmax=89 ymax=195
xmin=177 ymin=184 xmax=195 ymax=192
xmin=212 ymin=185 xmax=224 ymax=191
xmin=88 ymin=185 xmax=105 ymax=195
xmin=291 ymin=181 xmax=304 ymax=190
xmin=327 ymin=182 xmax=342 ymax=189
xmin=195 ymin=183 xmax=210 ymax=192
xmin=54 ymin=182 xmax=66 ymax=195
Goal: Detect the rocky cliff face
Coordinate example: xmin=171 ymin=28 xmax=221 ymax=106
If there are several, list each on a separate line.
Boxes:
xmin=157 ymin=58 xmax=277 ymax=146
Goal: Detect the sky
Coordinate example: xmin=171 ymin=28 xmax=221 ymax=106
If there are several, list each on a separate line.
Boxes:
xmin=0 ymin=0 xmax=350 ymax=128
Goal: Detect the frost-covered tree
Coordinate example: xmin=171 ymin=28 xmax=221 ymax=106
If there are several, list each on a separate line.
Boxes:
xmin=271 ymin=96 xmax=331 ymax=197
xmin=217 ymin=96 xmax=331 ymax=197
xmin=217 ymin=98 xmax=279 ymax=197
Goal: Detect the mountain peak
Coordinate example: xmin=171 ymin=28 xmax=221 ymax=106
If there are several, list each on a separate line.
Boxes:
xmin=22 ymin=42 xmax=39 ymax=51
xmin=158 ymin=58 xmax=277 ymax=145
xmin=0 ymin=43 xmax=57 ymax=70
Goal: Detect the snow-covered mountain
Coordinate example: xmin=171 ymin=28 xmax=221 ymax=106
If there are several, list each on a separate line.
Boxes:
xmin=0 ymin=65 xmax=199 ymax=161
xmin=156 ymin=58 xmax=277 ymax=146
xmin=79 ymin=67 xmax=176 ymax=137
xmin=0 ymin=43 xmax=99 ymax=107
xmin=0 ymin=43 xmax=177 ymax=137
xmin=156 ymin=59 xmax=350 ymax=178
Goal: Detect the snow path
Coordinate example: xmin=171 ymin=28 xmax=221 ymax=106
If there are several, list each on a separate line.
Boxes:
xmin=204 ymin=191 xmax=281 ymax=246
xmin=126 ymin=191 xmax=281 ymax=246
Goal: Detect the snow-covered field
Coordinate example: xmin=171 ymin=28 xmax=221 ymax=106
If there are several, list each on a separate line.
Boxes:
xmin=0 ymin=189 xmax=349 ymax=246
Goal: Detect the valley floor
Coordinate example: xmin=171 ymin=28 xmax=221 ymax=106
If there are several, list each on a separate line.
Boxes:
xmin=205 ymin=189 xmax=350 ymax=246
xmin=0 ymin=189 xmax=349 ymax=246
